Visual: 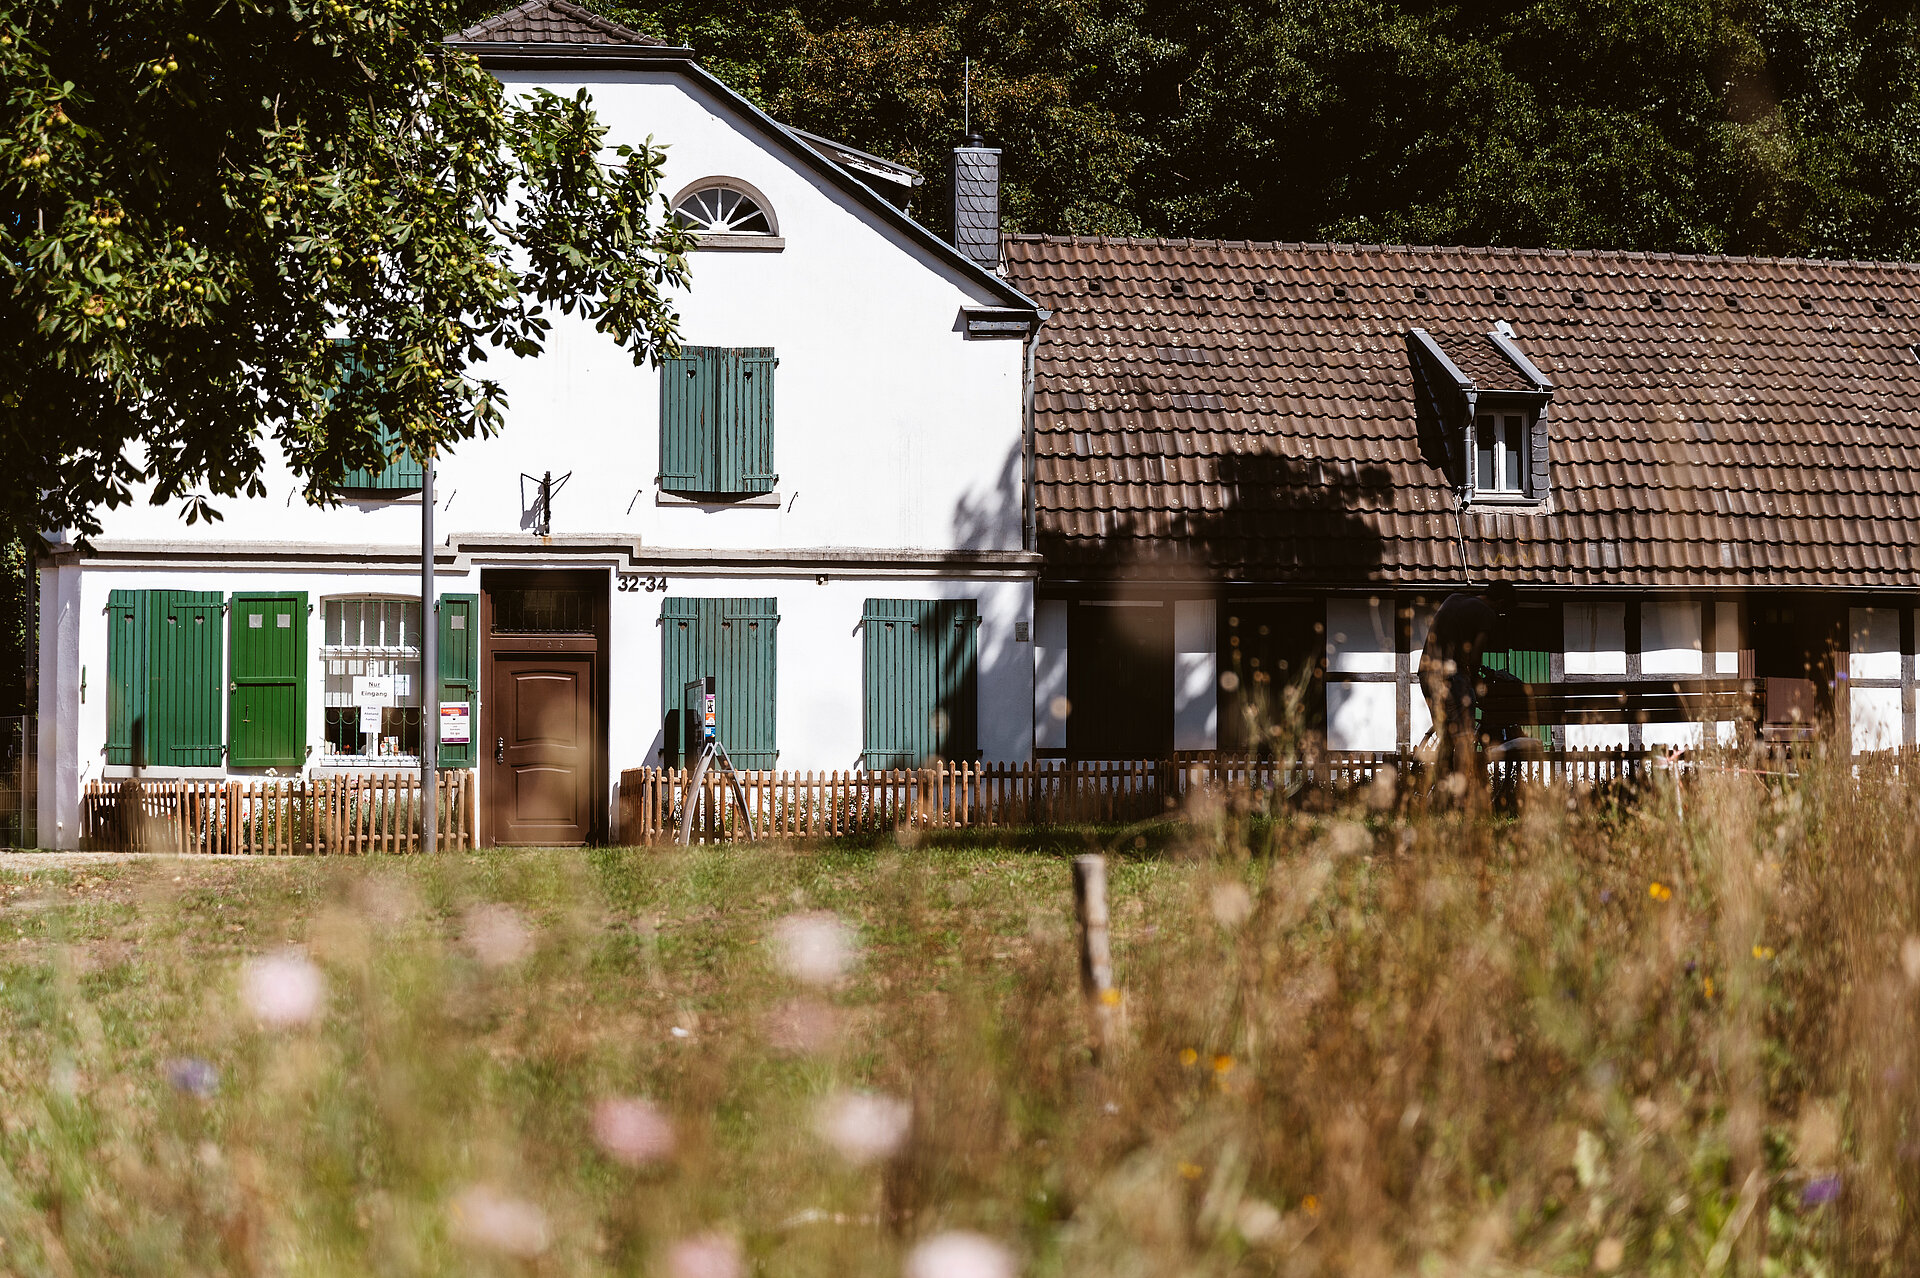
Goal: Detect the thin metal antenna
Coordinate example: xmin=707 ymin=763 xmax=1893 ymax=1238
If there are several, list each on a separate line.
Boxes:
xmin=964 ymin=57 xmax=970 ymax=138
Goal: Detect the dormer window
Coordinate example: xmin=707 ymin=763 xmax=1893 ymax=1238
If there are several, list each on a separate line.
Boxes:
xmin=670 ymin=179 xmax=784 ymax=250
xmin=1475 ymin=411 xmax=1531 ymax=495
xmin=1409 ymin=326 xmax=1555 ymax=507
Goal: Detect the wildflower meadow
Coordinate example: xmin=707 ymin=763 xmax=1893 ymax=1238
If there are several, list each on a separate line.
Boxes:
xmin=0 ymin=749 xmax=1914 ymax=1274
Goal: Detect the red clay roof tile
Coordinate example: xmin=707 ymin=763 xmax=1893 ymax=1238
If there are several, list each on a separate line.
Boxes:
xmin=1008 ymin=234 xmax=1920 ymax=587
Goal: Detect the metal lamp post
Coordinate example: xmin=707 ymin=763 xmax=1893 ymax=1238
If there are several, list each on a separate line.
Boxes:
xmin=421 ymin=453 xmax=437 ymax=853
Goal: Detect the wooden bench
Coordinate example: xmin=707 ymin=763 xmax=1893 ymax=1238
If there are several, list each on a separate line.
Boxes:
xmin=1478 ymin=677 xmax=1762 ymax=728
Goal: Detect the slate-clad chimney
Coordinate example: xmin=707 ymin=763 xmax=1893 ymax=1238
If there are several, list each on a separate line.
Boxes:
xmin=950 ymin=134 xmax=1001 ymax=273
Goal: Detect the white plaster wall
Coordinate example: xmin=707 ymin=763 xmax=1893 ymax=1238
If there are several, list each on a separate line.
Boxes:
xmin=1850 ymin=607 xmax=1901 ymax=680
xmin=1326 ymin=597 xmax=1395 ymax=673
xmin=1852 ymin=687 xmax=1902 ymax=753
xmin=85 ymin=70 xmax=1028 ymax=557
xmin=1565 ymin=602 xmax=1626 ymax=675
xmin=45 ymin=563 xmax=1030 ymax=848
xmin=1642 ymin=601 xmax=1703 ymax=675
xmin=1173 ymin=599 xmax=1217 ymax=751
xmin=1849 ymin=606 xmax=1903 ymax=754
xmin=1714 ymin=600 xmax=1743 ymax=674
xmin=1567 ymin=724 xmax=1631 ymax=750
xmin=1406 ymin=600 xmax=1436 ymax=745
xmin=1327 ymin=682 xmax=1396 ymax=751
xmin=608 ymin=574 xmax=1032 ymax=782
xmin=1032 ymin=599 xmax=1068 ymax=751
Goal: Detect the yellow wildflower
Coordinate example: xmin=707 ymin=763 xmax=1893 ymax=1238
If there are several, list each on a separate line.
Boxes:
xmin=1177 ymin=1161 xmax=1203 ymax=1181
xmin=1752 ymin=945 xmax=1775 ymax=961
xmin=1099 ymin=987 xmax=1122 ymax=1007
xmin=1703 ymin=976 xmax=1716 ymax=1000
xmin=1212 ymin=1054 xmax=1235 ymax=1074
xmin=1178 ymin=1047 xmax=1198 ymax=1067
xmin=1302 ymin=1194 xmax=1321 ymax=1217
xmin=1648 ymin=882 xmax=1673 ymax=901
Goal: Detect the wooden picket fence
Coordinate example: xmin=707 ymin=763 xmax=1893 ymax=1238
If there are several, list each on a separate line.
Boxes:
xmin=616 ymin=747 xmax=1753 ymax=844
xmin=80 ymin=771 xmax=477 ymax=854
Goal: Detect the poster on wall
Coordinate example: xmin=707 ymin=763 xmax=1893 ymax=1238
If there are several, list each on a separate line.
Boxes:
xmin=440 ymin=703 xmax=471 ymax=746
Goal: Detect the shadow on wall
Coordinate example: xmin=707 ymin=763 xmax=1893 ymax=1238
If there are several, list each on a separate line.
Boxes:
xmin=949 ymin=436 xmax=1024 ymax=553
xmin=1039 ymin=446 xmax=1391 ymax=757
xmin=945 ymin=435 xmax=1030 ymax=761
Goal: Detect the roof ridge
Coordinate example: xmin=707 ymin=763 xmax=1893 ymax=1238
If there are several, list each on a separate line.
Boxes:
xmin=1001 ymin=232 xmax=1920 ymax=274
xmin=455 ymin=0 xmax=662 ymax=46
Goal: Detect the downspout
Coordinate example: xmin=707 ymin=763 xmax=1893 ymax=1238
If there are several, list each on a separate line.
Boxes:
xmin=1455 ymin=389 xmax=1478 ymax=581
xmin=1022 ymin=326 xmax=1040 ymax=552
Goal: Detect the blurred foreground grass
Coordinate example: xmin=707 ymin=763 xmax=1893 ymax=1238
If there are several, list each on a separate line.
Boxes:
xmin=1 ymin=758 xmax=1916 ymax=1275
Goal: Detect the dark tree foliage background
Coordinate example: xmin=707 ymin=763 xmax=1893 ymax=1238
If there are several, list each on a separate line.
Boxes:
xmin=573 ymin=0 xmax=1920 ymax=258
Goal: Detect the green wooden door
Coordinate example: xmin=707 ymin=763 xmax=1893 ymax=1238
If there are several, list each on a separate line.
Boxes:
xmin=437 ymin=594 xmax=480 ymax=768
xmin=228 ymin=593 xmax=307 ymax=768
xmin=1482 ymin=647 xmax=1552 ymax=744
xmin=661 ymin=597 xmax=778 ymax=768
xmin=148 ymin=591 xmax=225 ymax=767
xmin=106 ymin=590 xmax=148 ymax=766
xmin=862 ymin=598 xmax=979 ymax=767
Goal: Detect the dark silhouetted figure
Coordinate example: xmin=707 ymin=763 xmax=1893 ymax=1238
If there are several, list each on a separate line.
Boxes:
xmin=1419 ymin=582 xmax=1518 ymax=801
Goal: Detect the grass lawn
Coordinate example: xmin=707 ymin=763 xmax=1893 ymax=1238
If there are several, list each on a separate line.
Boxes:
xmin=0 ymin=764 xmax=1913 ymax=1275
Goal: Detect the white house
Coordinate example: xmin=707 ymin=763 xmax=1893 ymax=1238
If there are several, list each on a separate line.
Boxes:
xmin=35 ymin=0 xmax=1045 ymax=847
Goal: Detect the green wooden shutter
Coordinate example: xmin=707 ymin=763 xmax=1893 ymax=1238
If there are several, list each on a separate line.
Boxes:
xmin=335 ymin=421 xmax=424 ymax=492
xmin=660 ymin=348 xmax=720 ymax=492
xmin=721 ymin=348 xmax=778 ymax=495
xmin=228 ymin=592 xmax=307 ymax=768
xmin=863 ymin=599 xmax=979 ymax=768
xmin=661 ymin=596 xmax=705 ymax=766
xmin=148 ymin=591 xmax=225 ymax=767
xmin=106 ymin=590 xmax=147 ymax=766
xmin=716 ymin=598 xmax=778 ymax=767
xmin=437 ymin=593 xmax=480 ymax=768
xmin=329 ymin=339 xmax=423 ymax=492
xmin=660 ymin=347 xmax=775 ymax=496
xmin=661 ymin=597 xmax=778 ymax=768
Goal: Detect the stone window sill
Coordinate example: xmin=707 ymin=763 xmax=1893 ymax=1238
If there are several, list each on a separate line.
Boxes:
xmin=656 ymin=489 xmax=783 ymax=509
xmin=691 ymin=234 xmax=785 ymax=252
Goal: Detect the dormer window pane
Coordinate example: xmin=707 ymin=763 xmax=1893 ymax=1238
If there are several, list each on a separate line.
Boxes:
xmin=1476 ymin=412 xmax=1528 ymax=495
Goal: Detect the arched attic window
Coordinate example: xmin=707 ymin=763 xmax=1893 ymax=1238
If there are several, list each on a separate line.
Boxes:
xmin=670 ymin=179 xmax=784 ymax=249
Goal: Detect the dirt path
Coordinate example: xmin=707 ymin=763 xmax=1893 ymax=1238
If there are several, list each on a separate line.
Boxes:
xmin=0 ymin=851 xmax=275 ymax=871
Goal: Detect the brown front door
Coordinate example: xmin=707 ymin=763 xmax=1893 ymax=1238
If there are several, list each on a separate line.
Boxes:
xmin=488 ymin=655 xmax=596 ymax=845
xmin=481 ymin=570 xmax=607 ymax=846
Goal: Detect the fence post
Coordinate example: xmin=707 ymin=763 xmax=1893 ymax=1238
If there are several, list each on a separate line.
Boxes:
xmin=1072 ymin=854 xmax=1117 ymax=1059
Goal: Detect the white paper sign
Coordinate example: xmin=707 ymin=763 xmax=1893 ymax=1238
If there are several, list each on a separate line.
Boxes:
xmin=358 ymin=703 xmax=385 ymax=736
xmin=439 ymin=702 xmax=471 ymax=745
xmin=352 ymin=674 xmax=396 ymax=707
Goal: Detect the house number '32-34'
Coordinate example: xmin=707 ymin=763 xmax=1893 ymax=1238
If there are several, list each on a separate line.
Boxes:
xmin=617 ymin=574 xmax=667 ymax=593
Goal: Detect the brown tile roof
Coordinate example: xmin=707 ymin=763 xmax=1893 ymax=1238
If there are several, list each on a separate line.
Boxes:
xmin=1004 ymin=235 xmax=1920 ymax=589
xmin=1432 ymin=331 xmax=1538 ymax=393
xmin=455 ymin=0 xmax=662 ymax=46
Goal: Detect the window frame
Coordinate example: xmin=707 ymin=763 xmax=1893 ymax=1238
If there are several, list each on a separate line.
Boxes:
xmin=1469 ymin=401 xmax=1542 ymax=503
xmin=318 ymin=595 xmax=425 ymax=767
xmin=668 ymin=177 xmax=785 ymax=251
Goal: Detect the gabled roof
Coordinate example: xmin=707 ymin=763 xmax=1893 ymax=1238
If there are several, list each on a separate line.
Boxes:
xmin=446 ymin=0 xmax=1039 ymax=318
xmin=454 ymin=0 xmax=663 ymax=46
xmin=1003 ymin=235 xmax=1920 ymax=589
